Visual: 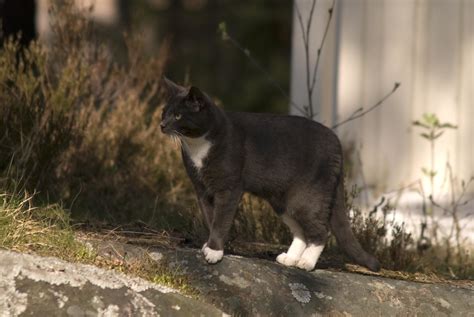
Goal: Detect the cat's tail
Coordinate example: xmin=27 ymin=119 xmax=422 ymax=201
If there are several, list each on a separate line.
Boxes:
xmin=330 ymin=181 xmax=381 ymax=272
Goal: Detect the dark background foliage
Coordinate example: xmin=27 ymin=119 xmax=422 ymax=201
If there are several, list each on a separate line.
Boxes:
xmin=130 ymin=0 xmax=293 ymax=113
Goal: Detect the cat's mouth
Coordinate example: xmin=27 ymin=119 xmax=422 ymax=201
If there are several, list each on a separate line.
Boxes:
xmin=161 ymin=126 xmax=186 ymax=140
xmin=161 ymin=125 xmax=201 ymax=139
xmin=160 ymin=126 xmax=172 ymax=134
xmin=160 ymin=124 xmax=178 ymax=136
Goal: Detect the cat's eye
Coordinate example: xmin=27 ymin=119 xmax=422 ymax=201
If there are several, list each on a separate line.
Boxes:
xmin=175 ymin=113 xmax=182 ymax=120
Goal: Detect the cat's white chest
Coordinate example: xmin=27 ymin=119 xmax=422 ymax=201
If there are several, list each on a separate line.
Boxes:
xmin=181 ymin=136 xmax=212 ymax=170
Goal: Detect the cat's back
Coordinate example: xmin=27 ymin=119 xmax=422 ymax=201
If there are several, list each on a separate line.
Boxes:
xmin=226 ymin=111 xmax=339 ymax=148
xmin=224 ymin=111 xmax=342 ymax=195
xmin=225 ymin=111 xmax=341 ymax=173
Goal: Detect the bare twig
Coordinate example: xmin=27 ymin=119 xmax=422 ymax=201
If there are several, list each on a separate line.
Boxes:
xmin=455 ymin=175 xmax=473 ymax=207
xmin=220 ymin=27 xmax=307 ymax=116
xmin=429 ymin=163 xmax=474 ymax=265
xmin=221 ymin=1 xmax=400 ymax=129
xmin=295 ymin=0 xmax=317 ymax=118
xmin=384 ymin=178 xmax=423 ymax=196
xmin=310 ymin=0 xmax=335 ymax=94
xmin=306 ymin=0 xmax=318 ymax=42
xmin=429 ymin=195 xmax=449 ymax=214
xmin=369 ymin=196 xmax=385 ymax=217
xmin=295 ymin=0 xmax=335 ymax=119
xmin=332 ymin=82 xmax=401 ymax=129
xmin=411 ymin=179 xmax=430 ymax=251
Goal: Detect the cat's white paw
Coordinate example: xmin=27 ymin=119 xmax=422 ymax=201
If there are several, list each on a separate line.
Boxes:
xmin=202 ymin=244 xmax=223 ymax=264
xmin=296 ymin=257 xmax=316 ymax=271
xmin=276 ymin=252 xmax=299 ymax=267
xmin=296 ymin=244 xmax=324 ymax=271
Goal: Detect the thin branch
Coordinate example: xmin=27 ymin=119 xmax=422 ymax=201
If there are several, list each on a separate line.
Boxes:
xmin=223 ymin=0 xmax=400 ymax=129
xmin=294 ymin=1 xmax=307 ymax=45
xmin=295 ymin=0 xmax=316 ymax=118
xmin=310 ymin=0 xmax=335 ymax=93
xmin=224 ymin=35 xmax=307 ymax=116
xmin=305 ymin=0 xmax=317 ymax=119
xmin=306 ymin=0 xmax=318 ymax=42
xmin=221 ymin=1 xmax=337 ymax=120
xmin=332 ymin=82 xmax=401 ymax=129
xmin=429 ymin=195 xmax=449 ymax=214
xmin=384 ymin=178 xmax=423 ymax=196
xmin=369 ymin=196 xmax=385 ymax=217
xmin=455 ymin=176 xmax=474 ymax=207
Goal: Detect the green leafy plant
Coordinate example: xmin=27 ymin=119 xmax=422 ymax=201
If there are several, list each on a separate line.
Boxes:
xmin=413 ymin=113 xmax=457 ymax=186
xmin=412 ymin=113 xmax=457 ymax=246
xmin=411 ymin=113 xmax=474 ymax=278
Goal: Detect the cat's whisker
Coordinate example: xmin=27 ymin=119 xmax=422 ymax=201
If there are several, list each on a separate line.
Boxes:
xmin=173 ymin=132 xmax=185 ymax=145
xmin=169 ymin=133 xmax=183 ymax=148
xmin=171 ymin=135 xmax=178 ymax=148
xmin=173 ymin=130 xmax=184 ymax=138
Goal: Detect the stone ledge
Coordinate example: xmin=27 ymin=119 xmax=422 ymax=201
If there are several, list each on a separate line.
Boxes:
xmin=0 ymin=250 xmax=225 ymax=316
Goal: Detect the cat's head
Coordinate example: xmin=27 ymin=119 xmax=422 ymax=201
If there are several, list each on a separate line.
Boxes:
xmin=160 ymin=77 xmax=213 ymax=138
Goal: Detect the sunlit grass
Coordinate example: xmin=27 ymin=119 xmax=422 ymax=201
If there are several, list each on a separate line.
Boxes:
xmin=0 ymin=192 xmax=82 ymax=257
xmin=0 ymin=190 xmax=194 ymax=294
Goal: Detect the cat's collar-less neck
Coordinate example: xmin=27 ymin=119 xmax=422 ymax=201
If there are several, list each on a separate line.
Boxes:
xmin=181 ymin=134 xmax=209 ymax=146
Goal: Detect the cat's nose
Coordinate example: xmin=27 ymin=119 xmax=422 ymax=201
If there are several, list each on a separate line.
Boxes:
xmin=160 ymin=121 xmax=166 ymax=131
xmin=160 ymin=121 xmax=170 ymax=133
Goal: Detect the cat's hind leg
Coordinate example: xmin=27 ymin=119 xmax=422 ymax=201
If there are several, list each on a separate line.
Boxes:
xmin=289 ymin=195 xmax=329 ymax=271
xmin=296 ymin=243 xmax=325 ymax=271
xmin=276 ymin=213 xmax=307 ymax=267
xmin=294 ymin=217 xmax=328 ymax=271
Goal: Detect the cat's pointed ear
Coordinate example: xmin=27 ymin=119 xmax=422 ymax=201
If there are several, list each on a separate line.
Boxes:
xmin=162 ymin=76 xmax=184 ymax=98
xmin=186 ymin=86 xmax=208 ymax=112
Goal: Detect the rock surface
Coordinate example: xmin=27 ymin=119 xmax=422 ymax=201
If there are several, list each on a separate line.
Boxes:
xmin=0 ymin=250 xmax=224 ymax=316
xmin=157 ymin=248 xmax=474 ymax=316
xmin=2 ymin=242 xmax=474 ymax=316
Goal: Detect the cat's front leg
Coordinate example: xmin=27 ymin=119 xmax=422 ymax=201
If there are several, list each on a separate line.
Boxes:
xmin=197 ymin=193 xmax=213 ymax=230
xmin=202 ymin=189 xmax=242 ymax=264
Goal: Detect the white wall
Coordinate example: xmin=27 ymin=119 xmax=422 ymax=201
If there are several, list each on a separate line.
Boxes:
xmin=291 ymin=0 xmax=474 ymax=194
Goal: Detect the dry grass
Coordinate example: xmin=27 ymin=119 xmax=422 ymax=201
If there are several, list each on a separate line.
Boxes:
xmin=0 ymin=190 xmax=194 ymax=293
xmin=0 ymin=192 xmax=81 ymax=257
xmin=0 ymin=1 xmax=194 ymax=226
xmin=0 ymin=1 xmax=195 ymax=292
xmin=345 ymin=186 xmax=474 ymax=280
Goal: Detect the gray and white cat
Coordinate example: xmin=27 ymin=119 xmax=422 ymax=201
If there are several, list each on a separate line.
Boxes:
xmin=160 ymin=78 xmax=380 ymax=272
